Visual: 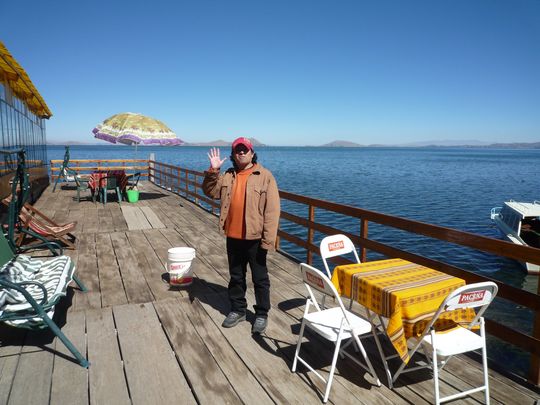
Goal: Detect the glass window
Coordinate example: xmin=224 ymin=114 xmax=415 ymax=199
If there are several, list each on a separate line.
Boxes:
xmin=0 ymin=102 xmax=5 ymax=148
xmin=4 ymin=84 xmax=12 ymax=106
xmin=500 ymin=206 xmax=523 ymax=232
xmin=0 ymin=96 xmax=48 ymax=168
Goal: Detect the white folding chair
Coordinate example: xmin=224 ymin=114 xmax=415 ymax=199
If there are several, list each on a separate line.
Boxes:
xmin=320 ymin=233 xmax=387 ymax=338
xmin=320 ymin=234 xmax=361 ymax=278
xmin=291 ymin=263 xmax=381 ymax=403
xmin=320 ymin=234 xmax=360 ymax=310
xmin=391 ymin=281 xmax=498 ymax=405
xmin=319 ymin=233 xmax=390 ymax=369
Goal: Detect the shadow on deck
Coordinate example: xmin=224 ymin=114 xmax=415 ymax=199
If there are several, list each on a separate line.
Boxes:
xmin=0 ymin=182 xmax=538 ymax=404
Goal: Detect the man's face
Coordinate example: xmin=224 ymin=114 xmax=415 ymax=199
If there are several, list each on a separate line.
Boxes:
xmin=233 ymin=144 xmax=253 ymax=169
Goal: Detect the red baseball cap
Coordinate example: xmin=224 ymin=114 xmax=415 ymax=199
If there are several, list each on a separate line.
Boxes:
xmin=231 ymin=137 xmax=253 ymax=151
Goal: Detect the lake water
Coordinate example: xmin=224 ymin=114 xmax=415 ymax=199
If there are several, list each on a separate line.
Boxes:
xmin=47 ymin=144 xmax=540 ymax=377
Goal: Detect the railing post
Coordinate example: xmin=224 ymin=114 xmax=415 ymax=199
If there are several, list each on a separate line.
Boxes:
xmin=307 ymin=205 xmax=315 ymax=265
xmin=175 ymin=167 xmax=179 ymax=194
xmin=164 ymin=166 xmax=168 ymax=189
xmin=360 ymin=218 xmax=368 ymax=262
xmin=149 ymin=153 xmax=155 ymax=184
xmin=194 ymin=174 xmax=199 ymax=205
xmin=529 ymin=282 xmax=540 ymax=384
xmin=50 ymin=160 xmax=55 ymax=182
xmin=185 ymin=170 xmax=189 ymax=199
xmin=164 ymin=164 xmax=167 ymax=189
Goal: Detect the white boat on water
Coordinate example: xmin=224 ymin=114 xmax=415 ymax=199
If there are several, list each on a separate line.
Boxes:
xmin=490 ymin=200 xmax=540 ymax=274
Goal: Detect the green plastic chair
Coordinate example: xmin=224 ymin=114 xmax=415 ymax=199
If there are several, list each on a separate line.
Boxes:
xmin=0 ymin=231 xmax=89 ymax=367
xmin=100 ymin=175 xmax=122 ymax=204
xmin=70 ymin=169 xmax=96 ymax=203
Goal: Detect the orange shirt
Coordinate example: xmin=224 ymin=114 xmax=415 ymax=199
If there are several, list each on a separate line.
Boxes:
xmin=225 ymin=165 xmax=255 ymax=239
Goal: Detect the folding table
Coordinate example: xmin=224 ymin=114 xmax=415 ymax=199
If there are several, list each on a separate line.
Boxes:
xmin=331 ymin=258 xmax=475 ymax=386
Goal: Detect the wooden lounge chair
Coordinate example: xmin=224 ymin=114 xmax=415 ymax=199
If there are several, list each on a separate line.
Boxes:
xmin=1 ymin=149 xmax=66 ymax=255
xmin=0 ymin=231 xmax=89 ymax=367
xmin=2 ymin=198 xmax=77 ymax=250
xmin=18 ymin=204 xmax=77 ymax=249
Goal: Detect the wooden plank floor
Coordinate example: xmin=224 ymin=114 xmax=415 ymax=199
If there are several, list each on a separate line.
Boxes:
xmin=0 ymin=181 xmax=538 ymax=405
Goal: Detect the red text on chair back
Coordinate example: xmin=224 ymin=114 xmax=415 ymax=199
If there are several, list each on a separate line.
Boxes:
xmin=301 ymin=264 xmax=335 ymax=297
xmin=444 ymin=283 xmax=497 ymax=311
xmin=321 ymin=234 xmax=355 ymax=259
xmin=328 ymin=240 xmax=345 ymax=252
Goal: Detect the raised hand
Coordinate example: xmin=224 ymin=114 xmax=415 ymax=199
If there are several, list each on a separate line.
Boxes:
xmin=207 ymin=147 xmax=226 ymax=170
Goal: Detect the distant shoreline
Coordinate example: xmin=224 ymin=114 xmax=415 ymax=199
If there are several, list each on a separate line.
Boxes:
xmin=47 ymin=141 xmax=540 ymax=149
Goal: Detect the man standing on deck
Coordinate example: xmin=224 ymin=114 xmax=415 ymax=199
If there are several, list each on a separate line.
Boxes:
xmin=202 ymin=137 xmax=280 ymax=334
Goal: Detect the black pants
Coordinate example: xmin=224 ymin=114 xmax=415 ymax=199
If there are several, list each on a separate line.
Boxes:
xmin=226 ymin=238 xmax=270 ymax=318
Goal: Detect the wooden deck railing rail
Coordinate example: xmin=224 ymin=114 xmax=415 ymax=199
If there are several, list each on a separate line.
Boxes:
xmin=50 ymin=159 xmax=149 ymax=181
xmin=151 ymin=159 xmax=539 ymax=384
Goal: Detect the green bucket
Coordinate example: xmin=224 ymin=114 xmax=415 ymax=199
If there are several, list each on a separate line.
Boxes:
xmin=126 ymin=189 xmax=139 ymax=203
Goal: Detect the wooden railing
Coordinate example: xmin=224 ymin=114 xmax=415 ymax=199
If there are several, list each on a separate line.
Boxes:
xmin=49 ymin=159 xmax=149 ymax=180
xmin=41 ymin=156 xmax=540 ymax=385
xmin=0 ymin=159 xmax=45 ymax=175
xmin=150 ymin=159 xmax=540 ymax=384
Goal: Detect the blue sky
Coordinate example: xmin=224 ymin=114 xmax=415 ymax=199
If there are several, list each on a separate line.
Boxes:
xmin=2 ymin=0 xmax=539 ymax=146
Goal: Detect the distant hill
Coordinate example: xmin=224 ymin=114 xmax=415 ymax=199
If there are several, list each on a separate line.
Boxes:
xmin=184 ymin=139 xmax=229 ymax=146
xmin=184 ymin=137 xmax=266 ymax=147
xmin=407 ymin=141 xmax=540 ymax=149
xmin=486 ymin=142 xmax=540 ymax=149
xmin=46 ymin=138 xmax=540 ymax=149
xmin=397 ymin=139 xmax=490 ymax=147
xmin=320 ymin=140 xmax=363 ymax=147
xmin=319 ymin=140 xmax=540 ymax=149
xmin=47 ymin=140 xmax=100 ymax=145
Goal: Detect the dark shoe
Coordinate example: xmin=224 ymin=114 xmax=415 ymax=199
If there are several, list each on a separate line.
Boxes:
xmin=222 ymin=312 xmax=246 ymax=328
xmin=251 ymin=316 xmax=268 ymax=334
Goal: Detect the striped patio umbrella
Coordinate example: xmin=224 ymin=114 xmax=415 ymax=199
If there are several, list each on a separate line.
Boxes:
xmin=92 ymin=112 xmax=183 ymax=146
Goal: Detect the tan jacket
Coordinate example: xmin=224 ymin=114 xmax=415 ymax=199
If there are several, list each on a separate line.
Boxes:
xmin=202 ymin=164 xmax=280 ymax=250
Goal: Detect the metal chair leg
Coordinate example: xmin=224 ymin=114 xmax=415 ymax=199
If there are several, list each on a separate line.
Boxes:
xmin=324 ymin=335 xmax=343 ymax=403
xmin=53 ymin=172 xmax=63 ymax=192
xmin=41 ymin=313 xmax=89 ymax=368
xmin=14 ymin=284 xmax=89 ymax=368
xmin=292 ymin=318 xmax=307 ymax=372
xmin=72 ymin=274 xmax=88 ymax=292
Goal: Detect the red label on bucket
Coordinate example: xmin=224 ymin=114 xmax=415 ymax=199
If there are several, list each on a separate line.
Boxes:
xmin=170 ymin=276 xmax=193 ymax=286
xmin=170 ymin=263 xmax=189 ymax=271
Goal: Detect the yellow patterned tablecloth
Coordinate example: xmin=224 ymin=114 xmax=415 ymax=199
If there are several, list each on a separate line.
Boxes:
xmin=331 ymin=258 xmax=474 ymax=363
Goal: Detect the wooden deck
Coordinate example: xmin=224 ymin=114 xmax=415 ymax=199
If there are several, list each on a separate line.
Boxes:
xmin=1 ymin=182 xmax=538 ymax=405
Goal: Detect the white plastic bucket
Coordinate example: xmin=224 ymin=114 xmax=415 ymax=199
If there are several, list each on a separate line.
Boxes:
xmin=167 ymin=247 xmax=196 ymax=287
